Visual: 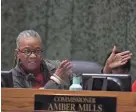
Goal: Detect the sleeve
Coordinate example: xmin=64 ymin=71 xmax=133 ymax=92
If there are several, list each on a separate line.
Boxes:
xmin=44 ymin=73 xmax=73 ymax=90
xmin=44 ymin=80 xmax=63 ymax=89
xmin=44 ymin=74 xmax=72 ymax=89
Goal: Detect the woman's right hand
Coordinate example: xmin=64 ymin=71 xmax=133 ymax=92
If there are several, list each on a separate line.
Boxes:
xmin=103 ymin=46 xmax=132 ymax=73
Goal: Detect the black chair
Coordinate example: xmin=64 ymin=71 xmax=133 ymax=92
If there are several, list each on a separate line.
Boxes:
xmin=70 ymin=60 xmax=102 ymax=75
xmin=1 ymin=71 xmax=13 ymax=87
xmin=70 ymin=60 xmax=103 ymax=88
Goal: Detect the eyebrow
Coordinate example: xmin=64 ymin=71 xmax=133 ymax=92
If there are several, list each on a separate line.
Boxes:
xmin=19 ymin=46 xmax=41 ymax=50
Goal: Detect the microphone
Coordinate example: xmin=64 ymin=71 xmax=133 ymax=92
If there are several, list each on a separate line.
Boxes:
xmin=26 ymin=73 xmax=36 ymax=82
xmin=132 ymin=81 xmax=136 ymax=92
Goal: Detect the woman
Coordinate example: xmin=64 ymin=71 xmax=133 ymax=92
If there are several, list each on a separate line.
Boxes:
xmin=11 ymin=30 xmax=73 ymax=89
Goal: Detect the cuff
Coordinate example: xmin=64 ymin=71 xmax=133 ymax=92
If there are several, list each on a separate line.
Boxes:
xmin=50 ymin=76 xmax=61 ymax=84
xmin=50 ymin=73 xmax=69 ymax=86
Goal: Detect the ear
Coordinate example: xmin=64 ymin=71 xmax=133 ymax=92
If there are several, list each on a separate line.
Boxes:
xmin=15 ymin=49 xmax=19 ymax=59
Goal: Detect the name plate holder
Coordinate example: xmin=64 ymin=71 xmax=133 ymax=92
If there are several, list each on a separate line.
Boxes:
xmin=34 ymin=94 xmax=116 ymax=112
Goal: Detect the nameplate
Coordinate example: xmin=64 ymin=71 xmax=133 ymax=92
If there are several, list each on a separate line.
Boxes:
xmin=34 ymin=94 xmax=116 ymax=112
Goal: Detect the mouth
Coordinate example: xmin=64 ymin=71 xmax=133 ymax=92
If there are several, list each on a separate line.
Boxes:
xmin=27 ymin=62 xmax=37 ymax=70
xmin=28 ymin=61 xmax=37 ymax=64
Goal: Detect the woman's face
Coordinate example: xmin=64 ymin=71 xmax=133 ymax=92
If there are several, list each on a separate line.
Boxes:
xmin=16 ymin=37 xmax=43 ymax=72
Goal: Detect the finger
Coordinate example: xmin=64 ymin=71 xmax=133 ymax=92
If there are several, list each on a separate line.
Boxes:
xmin=63 ymin=62 xmax=71 ymax=69
xmin=121 ymin=56 xmax=131 ymax=62
xmin=120 ymin=60 xmax=128 ymax=66
xmin=118 ymin=51 xmax=131 ymax=56
xmin=111 ymin=46 xmax=117 ymax=54
xmin=122 ymin=54 xmax=132 ymax=59
xmin=65 ymin=64 xmax=72 ymax=70
xmin=59 ymin=59 xmax=68 ymax=68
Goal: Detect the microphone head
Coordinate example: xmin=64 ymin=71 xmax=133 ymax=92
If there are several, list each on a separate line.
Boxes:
xmin=132 ymin=81 xmax=136 ymax=92
xmin=27 ymin=74 xmax=36 ymax=82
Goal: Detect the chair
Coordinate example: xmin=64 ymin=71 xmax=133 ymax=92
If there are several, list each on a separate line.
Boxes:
xmin=70 ymin=60 xmax=102 ymax=75
xmin=1 ymin=71 xmax=13 ymax=87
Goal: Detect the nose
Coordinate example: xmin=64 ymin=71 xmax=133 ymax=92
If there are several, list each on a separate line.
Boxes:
xmin=29 ymin=52 xmax=37 ymax=58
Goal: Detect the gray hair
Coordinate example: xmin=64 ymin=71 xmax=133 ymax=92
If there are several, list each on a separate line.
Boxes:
xmin=16 ymin=30 xmax=42 ymax=48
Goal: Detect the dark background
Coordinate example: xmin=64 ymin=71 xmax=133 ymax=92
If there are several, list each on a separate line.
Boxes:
xmin=1 ymin=0 xmax=136 ymax=81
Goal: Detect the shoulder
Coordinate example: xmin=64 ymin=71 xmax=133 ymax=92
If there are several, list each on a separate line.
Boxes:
xmin=10 ymin=66 xmax=26 ymax=78
xmin=10 ymin=67 xmax=18 ymax=76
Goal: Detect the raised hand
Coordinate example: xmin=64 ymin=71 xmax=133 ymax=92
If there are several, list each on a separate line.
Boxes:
xmin=55 ymin=59 xmax=72 ymax=79
xmin=103 ymin=46 xmax=132 ymax=73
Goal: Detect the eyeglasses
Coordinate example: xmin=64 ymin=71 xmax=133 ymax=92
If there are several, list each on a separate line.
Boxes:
xmin=18 ymin=49 xmax=43 ymax=56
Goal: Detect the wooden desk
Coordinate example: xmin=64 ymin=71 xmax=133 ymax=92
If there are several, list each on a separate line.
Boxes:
xmin=1 ymin=88 xmax=136 ymax=112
